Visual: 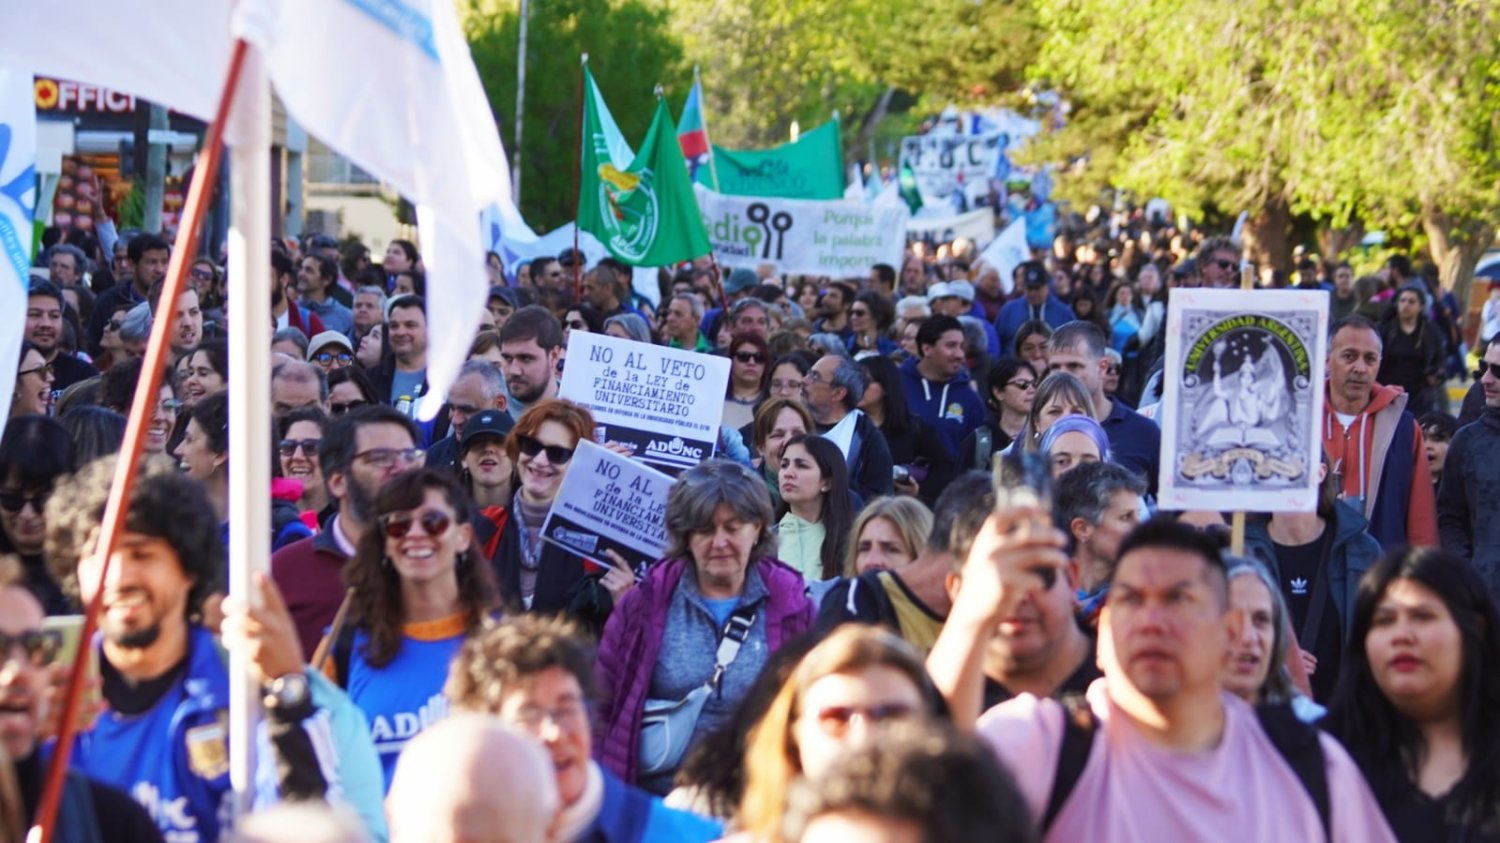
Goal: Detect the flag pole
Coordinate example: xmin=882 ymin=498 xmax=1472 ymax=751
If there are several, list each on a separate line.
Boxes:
xmin=696 ymin=66 xmax=721 ymax=192
xmin=29 ymin=38 xmax=251 ymax=843
xmin=572 ymin=53 xmax=587 ymax=303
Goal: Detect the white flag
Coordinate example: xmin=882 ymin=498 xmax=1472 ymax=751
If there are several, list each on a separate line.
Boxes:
xmin=236 ymin=0 xmax=520 ymax=421
xmin=0 ymin=66 xmax=36 ymax=422
xmin=976 ymin=217 xmax=1028 ymax=296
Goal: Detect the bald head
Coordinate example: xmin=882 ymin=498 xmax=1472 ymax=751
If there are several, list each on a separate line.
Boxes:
xmin=387 ymin=714 xmax=559 ymax=843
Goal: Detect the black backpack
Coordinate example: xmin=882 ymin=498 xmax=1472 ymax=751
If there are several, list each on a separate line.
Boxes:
xmin=1041 ymin=696 xmax=1330 ymax=840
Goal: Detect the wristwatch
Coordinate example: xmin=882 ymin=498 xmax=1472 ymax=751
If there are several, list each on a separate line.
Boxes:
xmin=264 ymin=671 xmax=310 ymax=710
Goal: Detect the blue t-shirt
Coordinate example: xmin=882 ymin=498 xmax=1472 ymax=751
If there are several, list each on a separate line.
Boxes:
xmin=702 ymin=596 xmax=739 ymax=627
xmin=389 ymin=368 xmax=426 ymax=406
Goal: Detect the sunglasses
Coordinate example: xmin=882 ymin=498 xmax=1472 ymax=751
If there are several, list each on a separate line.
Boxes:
xmin=0 ymin=490 xmax=47 ymax=513
xmin=735 ymin=351 xmax=765 ymax=364
xmin=1105 ymin=365 xmax=1121 ymax=375
xmin=850 ymin=307 xmax=871 ymax=317
xmin=566 ymin=319 xmax=588 ymax=330
xmin=381 ymin=508 xmax=453 ymax=540
xmin=0 ymin=630 xmax=61 ymax=667
xmin=278 ymin=438 xmax=320 ymax=458
xmin=1476 ymin=362 xmax=1500 ymax=381
xmin=331 ymin=400 xmax=368 ymax=415
xmin=515 ymin=433 xmax=575 ymax=464
xmin=313 ymin=351 xmax=353 ymax=366
xmin=1006 ymin=379 xmax=1037 ymax=391
xmin=809 ymin=703 xmax=915 ymax=737
xmin=158 ymin=399 xmax=184 ymax=415
xmin=18 ymin=362 xmax=54 ymax=379
xmin=105 ymin=319 xmax=124 ymax=332
xmin=1213 ymin=258 xmax=1238 ymax=272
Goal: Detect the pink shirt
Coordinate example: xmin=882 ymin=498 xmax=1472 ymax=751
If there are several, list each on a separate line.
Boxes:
xmin=977 ymin=679 xmax=1396 ymax=843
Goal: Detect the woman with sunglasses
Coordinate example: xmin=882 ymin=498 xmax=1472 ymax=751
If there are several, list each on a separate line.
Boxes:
xmin=327 ymin=366 xmax=379 ymax=417
xmin=493 ymin=399 xmax=631 ymax=635
xmin=11 ymin=342 xmax=54 ymax=419
xmin=845 ymin=291 xmax=897 ymax=357
xmin=958 ymin=357 xmax=1038 ymax=472
xmin=92 ymin=301 xmax=133 ymax=373
xmin=328 ymin=468 xmax=496 ymax=791
xmin=738 ymin=624 xmax=947 ymax=841
xmin=276 ymin=407 xmax=331 ymax=523
xmin=0 ymin=416 xmax=75 ymax=614
xmin=1324 ymin=548 xmax=1500 ymax=842
xmin=722 ymin=331 xmax=771 ymax=431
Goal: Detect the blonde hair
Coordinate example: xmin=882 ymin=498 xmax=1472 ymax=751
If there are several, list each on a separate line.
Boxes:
xmin=739 ymin=625 xmax=942 ymax=841
xmin=842 ymin=497 xmax=933 ymax=577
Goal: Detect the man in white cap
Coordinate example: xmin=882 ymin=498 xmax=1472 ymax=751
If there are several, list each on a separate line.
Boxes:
xmin=306 ymin=330 xmax=356 ymax=373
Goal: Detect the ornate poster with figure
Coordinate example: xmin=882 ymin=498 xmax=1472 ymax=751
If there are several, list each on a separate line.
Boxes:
xmin=1157 ymin=289 xmax=1329 ymax=512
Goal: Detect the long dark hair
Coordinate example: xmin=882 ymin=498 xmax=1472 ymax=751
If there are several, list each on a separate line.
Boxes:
xmin=776 ymin=434 xmax=854 ymax=580
xmin=1324 ymin=548 xmax=1500 ymax=834
xmin=857 ymin=355 xmax=912 ymax=434
xmin=345 ymin=469 xmax=496 ymax=667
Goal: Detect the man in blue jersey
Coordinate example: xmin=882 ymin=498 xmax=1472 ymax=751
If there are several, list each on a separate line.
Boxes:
xmin=446 ymin=615 xmax=722 ymax=843
xmin=45 ymin=455 xmax=386 ymax=843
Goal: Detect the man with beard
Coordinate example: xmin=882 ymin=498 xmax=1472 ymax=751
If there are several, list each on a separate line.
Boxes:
xmin=271 ymin=405 xmax=424 ymax=657
xmin=26 ymin=281 xmax=98 ymax=392
xmin=47 ymin=455 xmax=387 ymax=843
xmin=498 ymin=306 xmax=563 ymax=424
xmin=270 ymin=250 xmax=326 ymax=339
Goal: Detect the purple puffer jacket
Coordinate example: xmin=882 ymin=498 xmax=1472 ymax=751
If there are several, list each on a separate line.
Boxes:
xmin=593 ymin=556 xmax=815 ymax=784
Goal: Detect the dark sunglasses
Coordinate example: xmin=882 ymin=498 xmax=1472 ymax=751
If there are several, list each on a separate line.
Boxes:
xmin=0 ymin=630 xmax=61 ymax=667
xmin=850 ymin=307 xmax=871 ymax=316
xmin=1476 ymin=362 xmax=1500 ymax=381
xmin=735 ymin=351 xmax=765 ymax=364
xmin=330 ymin=400 xmax=369 ymax=415
xmin=278 ymin=438 xmax=320 ymax=458
xmin=1213 ymin=258 xmax=1238 ymax=272
xmin=18 ymin=362 xmax=54 ymax=379
xmin=0 ymin=490 xmax=47 ymax=513
xmin=381 ymin=508 xmax=452 ymax=540
xmin=1006 ymin=379 xmax=1037 ymax=391
xmin=105 ymin=319 xmax=124 ymax=332
xmin=314 ymin=351 xmax=353 ymax=366
xmin=566 ymin=319 xmax=589 ymax=330
xmin=515 ymin=433 xmax=575 ymax=464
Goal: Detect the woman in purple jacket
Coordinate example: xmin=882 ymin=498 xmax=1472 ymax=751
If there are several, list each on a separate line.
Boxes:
xmin=594 ymin=460 xmax=816 ymax=794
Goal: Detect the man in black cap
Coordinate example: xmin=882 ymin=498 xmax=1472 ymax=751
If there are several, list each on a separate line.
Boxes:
xmin=994 ymin=261 xmax=1073 ymax=355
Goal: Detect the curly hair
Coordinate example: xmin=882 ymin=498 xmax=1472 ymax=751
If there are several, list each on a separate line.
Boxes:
xmin=445 ymin=614 xmax=596 ymax=712
xmin=45 ymin=454 xmax=223 ymax=618
xmin=344 ymin=468 xmax=496 ymax=668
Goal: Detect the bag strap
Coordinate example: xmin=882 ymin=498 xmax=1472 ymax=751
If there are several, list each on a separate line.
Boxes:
xmin=1256 ymin=703 xmax=1330 ymax=841
xmin=709 ymin=604 xmax=758 ymax=692
xmin=975 ymin=428 xmax=992 ymax=471
xmin=1041 ymin=693 xmax=1098 ymax=834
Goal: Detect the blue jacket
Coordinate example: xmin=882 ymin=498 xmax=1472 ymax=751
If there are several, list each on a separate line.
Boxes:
xmin=994 ymin=294 xmax=1073 ymax=356
xmin=1100 ymin=398 xmax=1162 ymax=496
xmin=583 ymin=766 xmax=721 ymax=842
xmin=897 ymin=358 xmax=986 ymax=458
xmin=1438 ymin=407 xmax=1500 ymax=597
xmin=1243 ymin=499 xmax=1383 ymax=638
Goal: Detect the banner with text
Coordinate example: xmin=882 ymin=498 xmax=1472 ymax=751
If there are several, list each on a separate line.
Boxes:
xmin=905 ymin=208 xmax=996 ymax=248
xmin=541 ymin=440 xmax=671 ymax=570
xmin=559 ymin=331 xmax=729 ymax=473
xmin=898 ymin=131 xmax=1004 ymax=208
xmin=695 ymin=184 xmax=908 ymax=277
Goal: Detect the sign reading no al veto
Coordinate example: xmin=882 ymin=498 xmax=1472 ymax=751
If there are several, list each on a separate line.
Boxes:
xmin=559 ymin=331 xmax=730 ymax=474
xmin=541 ymin=440 xmax=671 ymax=571
xmin=695 ymin=184 xmax=908 ymax=276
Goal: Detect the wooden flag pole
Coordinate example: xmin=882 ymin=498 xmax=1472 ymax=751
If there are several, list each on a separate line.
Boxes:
xmin=29 ymin=39 xmax=251 ymax=843
xmin=572 ymin=53 xmax=588 ymax=303
xmin=1229 ymin=263 xmax=1256 ymax=556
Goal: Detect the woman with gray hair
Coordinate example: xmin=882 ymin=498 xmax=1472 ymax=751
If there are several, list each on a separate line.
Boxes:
xmin=602 ymin=312 xmax=652 ymax=345
xmin=1224 ymin=557 xmax=1323 ymax=722
xmin=595 ymin=460 xmax=816 ymax=795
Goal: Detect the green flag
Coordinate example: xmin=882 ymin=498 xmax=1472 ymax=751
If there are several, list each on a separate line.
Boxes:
xmin=697 ymin=118 xmax=845 ymax=200
xmin=898 ymin=162 xmax=924 ymax=214
xmin=578 ymin=68 xmax=710 ymax=266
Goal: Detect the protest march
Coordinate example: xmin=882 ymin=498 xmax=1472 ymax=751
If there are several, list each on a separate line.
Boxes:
xmin=2 ymin=2 xmax=1500 ymax=843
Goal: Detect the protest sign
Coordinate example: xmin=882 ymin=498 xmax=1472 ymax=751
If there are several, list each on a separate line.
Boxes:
xmin=906 ymin=208 xmax=996 ymax=248
xmin=695 ymin=184 xmax=908 ymax=277
xmin=559 ymin=331 xmax=730 ymax=473
xmin=1157 ymin=289 xmax=1329 ymax=512
xmin=541 ymin=440 xmax=671 ymax=570
xmin=897 ymin=131 xmax=1004 ymax=208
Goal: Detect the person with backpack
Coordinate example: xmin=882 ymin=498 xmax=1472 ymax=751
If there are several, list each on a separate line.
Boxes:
xmin=927 ymin=516 xmax=1396 ymax=841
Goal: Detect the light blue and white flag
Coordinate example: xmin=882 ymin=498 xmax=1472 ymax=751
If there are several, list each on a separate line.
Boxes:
xmin=0 ymin=66 xmax=36 ymax=421
xmin=977 ymin=217 xmax=1029 ymax=296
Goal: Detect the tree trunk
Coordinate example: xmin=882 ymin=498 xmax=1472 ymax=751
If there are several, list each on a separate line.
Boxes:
xmin=1242 ymin=196 xmax=1293 ymax=281
xmin=853 ymin=86 xmax=897 ymax=159
xmin=1422 ymin=205 xmax=1496 ymax=341
xmin=1315 ymin=220 xmax=1365 ymax=261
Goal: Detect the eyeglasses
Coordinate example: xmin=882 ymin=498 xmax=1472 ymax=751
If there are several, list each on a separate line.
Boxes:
xmin=156 ymin=399 xmax=183 ymax=415
xmin=515 ymin=434 xmax=575 ymax=464
xmin=381 ymin=508 xmax=452 ymax=539
xmin=566 ymin=319 xmax=588 ymax=330
xmin=278 ymin=438 xmax=320 ymax=458
xmin=0 ymin=490 xmax=47 ymax=513
xmin=313 ymin=351 xmax=353 ymax=366
xmin=808 ymin=703 xmax=916 ymax=737
xmin=850 ymin=307 xmax=871 ymax=317
xmin=190 ymin=267 xmax=215 ymax=281
xmin=1105 ymin=365 xmax=1121 ymax=375
xmin=18 ymin=362 xmax=53 ymax=379
xmin=734 ymin=351 xmax=765 ymax=364
xmin=0 ymin=630 xmax=61 ymax=667
xmin=1476 ymin=362 xmax=1500 ymax=381
xmin=105 ymin=319 xmax=124 ymax=332
xmin=330 ymin=400 xmax=368 ymax=415
xmin=770 ymin=380 xmax=802 ymax=393
xmin=1006 ymin=379 xmax=1037 ymax=391
xmin=353 ymin=447 xmax=425 ymax=469
xmin=1213 ymin=258 xmax=1238 ymax=272
xmin=511 ymin=702 xmax=589 ymax=732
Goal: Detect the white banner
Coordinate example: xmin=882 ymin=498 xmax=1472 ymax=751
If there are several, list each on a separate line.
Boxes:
xmin=898 ymin=131 xmax=1003 ymax=207
xmin=541 ymin=440 xmax=670 ymax=570
xmin=906 ymin=208 xmax=996 ymax=248
xmin=976 ymin=218 xmax=1029 ymax=296
xmin=558 ymin=331 xmax=730 ymax=473
xmin=695 ymin=184 xmax=908 ymax=277
xmin=1157 ymin=289 xmax=1329 ymax=512
xmin=0 ymin=66 xmax=36 ymax=423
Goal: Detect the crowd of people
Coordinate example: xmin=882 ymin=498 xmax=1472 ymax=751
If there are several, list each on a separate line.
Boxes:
xmin=2 ymin=210 xmax=1499 ymax=843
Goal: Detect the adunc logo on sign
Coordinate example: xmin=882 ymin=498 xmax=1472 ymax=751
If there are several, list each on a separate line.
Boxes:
xmin=645 ymin=436 xmax=704 ymax=465
xmin=596 ymin=163 xmax=660 ymax=263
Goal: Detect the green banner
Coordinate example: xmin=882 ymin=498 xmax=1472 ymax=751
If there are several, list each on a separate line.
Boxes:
xmin=698 ymin=118 xmax=845 ymax=200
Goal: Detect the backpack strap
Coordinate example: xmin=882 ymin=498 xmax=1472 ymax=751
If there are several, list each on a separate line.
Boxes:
xmin=332 ymin=620 xmax=359 ymax=690
xmin=1041 ymin=692 xmax=1098 ymax=834
xmin=1256 ymin=703 xmax=1330 ymax=841
xmin=975 ymin=427 xmax=993 ymax=471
